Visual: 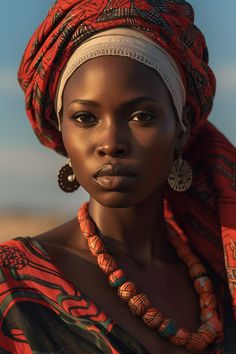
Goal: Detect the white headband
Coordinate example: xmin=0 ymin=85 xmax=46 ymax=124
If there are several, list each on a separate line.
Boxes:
xmin=55 ymin=28 xmax=186 ymax=131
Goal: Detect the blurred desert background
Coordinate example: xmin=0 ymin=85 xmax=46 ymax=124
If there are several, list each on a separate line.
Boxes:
xmin=0 ymin=213 xmax=62 ymax=242
xmin=1 ymin=1 xmax=235 ymax=243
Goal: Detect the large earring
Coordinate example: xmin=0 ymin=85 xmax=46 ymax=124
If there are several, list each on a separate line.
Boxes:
xmin=167 ymin=155 xmax=192 ymax=192
xmin=58 ymin=159 xmax=80 ymax=192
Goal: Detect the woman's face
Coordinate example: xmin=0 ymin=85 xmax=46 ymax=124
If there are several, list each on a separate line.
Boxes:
xmin=61 ymin=56 xmax=184 ymax=207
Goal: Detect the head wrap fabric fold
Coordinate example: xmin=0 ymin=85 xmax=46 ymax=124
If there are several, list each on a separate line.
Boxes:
xmin=18 ymin=0 xmax=236 ymax=325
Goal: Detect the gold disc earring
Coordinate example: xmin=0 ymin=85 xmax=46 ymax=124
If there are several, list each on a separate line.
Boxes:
xmin=167 ymin=155 xmax=192 ymax=192
xmin=58 ymin=159 xmax=80 ymax=192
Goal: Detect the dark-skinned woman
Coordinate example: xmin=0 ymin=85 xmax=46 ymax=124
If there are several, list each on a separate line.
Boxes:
xmin=1 ymin=1 xmax=236 ymax=353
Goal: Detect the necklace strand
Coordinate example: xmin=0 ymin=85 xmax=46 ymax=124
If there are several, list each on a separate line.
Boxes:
xmin=77 ymin=202 xmax=223 ymax=352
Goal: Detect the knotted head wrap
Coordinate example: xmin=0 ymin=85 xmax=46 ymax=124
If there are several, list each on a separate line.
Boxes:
xmin=18 ymin=0 xmax=236 ymax=331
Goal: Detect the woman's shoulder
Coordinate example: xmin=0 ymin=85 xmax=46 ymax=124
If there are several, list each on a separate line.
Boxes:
xmin=0 ymin=218 xmax=83 ymax=289
xmin=0 ymin=237 xmax=35 ymax=301
xmin=32 ymin=216 xmax=79 ymax=247
xmin=0 ymin=232 xmax=74 ymax=296
xmin=0 ymin=216 xmax=78 ymax=256
xmin=0 ymin=235 xmax=50 ymax=278
xmin=0 ymin=231 xmax=63 ymax=284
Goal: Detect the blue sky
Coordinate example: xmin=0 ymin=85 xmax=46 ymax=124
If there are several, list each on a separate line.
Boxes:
xmin=0 ymin=1 xmax=235 ymax=214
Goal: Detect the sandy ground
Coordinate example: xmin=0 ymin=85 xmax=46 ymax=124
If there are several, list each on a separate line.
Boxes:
xmin=0 ymin=213 xmax=65 ymax=243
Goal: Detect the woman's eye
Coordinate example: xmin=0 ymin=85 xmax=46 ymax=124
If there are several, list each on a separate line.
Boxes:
xmin=131 ymin=112 xmax=155 ymax=122
xmin=72 ymin=113 xmax=96 ymax=124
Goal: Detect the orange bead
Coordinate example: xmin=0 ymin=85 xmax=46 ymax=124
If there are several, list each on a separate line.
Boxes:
xmin=170 ymin=327 xmax=190 ymax=346
xmin=142 ymin=307 xmax=163 ymax=328
xmin=158 ymin=319 xmax=177 ymax=338
xmin=97 ymin=253 xmax=118 ymax=274
xmin=128 ymin=293 xmax=150 ymax=316
xmin=194 ymin=276 xmax=213 ymax=294
xmin=118 ymin=281 xmax=136 ymax=302
xmin=198 ymin=324 xmax=216 ymax=344
xmin=77 ymin=203 xmax=88 ymax=221
xmin=185 ymin=333 xmax=207 ymax=352
xmin=200 ymin=292 xmax=217 ymax=309
xmin=79 ymin=218 xmax=96 ymax=239
xmin=176 ymin=244 xmax=192 ymax=260
xmin=200 ymin=308 xmax=216 ymax=321
xmin=88 ymin=235 xmax=106 ymax=256
xmin=207 ymin=317 xmax=223 ymax=336
xmin=189 ymin=263 xmax=207 ymax=279
xmin=108 ymin=269 xmax=126 ymax=287
xmin=184 ymin=254 xmax=200 ymax=267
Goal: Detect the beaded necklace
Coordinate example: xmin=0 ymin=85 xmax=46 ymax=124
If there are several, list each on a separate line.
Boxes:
xmin=77 ymin=202 xmax=223 ymax=352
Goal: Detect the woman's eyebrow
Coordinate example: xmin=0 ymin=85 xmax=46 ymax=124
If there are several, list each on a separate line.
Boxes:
xmin=122 ymin=96 xmax=161 ymax=108
xmin=67 ymin=96 xmax=160 ymax=109
xmin=67 ymin=99 xmax=100 ymax=108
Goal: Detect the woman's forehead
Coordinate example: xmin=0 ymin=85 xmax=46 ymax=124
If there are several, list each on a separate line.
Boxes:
xmin=63 ymin=56 xmax=168 ymax=99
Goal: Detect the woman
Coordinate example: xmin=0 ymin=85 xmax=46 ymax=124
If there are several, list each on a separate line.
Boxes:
xmin=0 ymin=0 xmax=235 ymax=353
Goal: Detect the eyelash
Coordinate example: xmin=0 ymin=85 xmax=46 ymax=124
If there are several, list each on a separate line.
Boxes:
xmin=72 ymin=112 xmax=96 ymax=124
xmin=72 ymin=111 xmax=155 ymax=125
xmin=131 ymin=112 xmax=155 ymax=123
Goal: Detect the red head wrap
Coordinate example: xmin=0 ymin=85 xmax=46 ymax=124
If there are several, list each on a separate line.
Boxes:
xmin=18 ymin=0 xmax=236 ymax=325
xmin=18 ymin=0 xmax=215 ymax=155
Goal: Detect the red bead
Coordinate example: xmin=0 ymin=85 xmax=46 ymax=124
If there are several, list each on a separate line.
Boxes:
xmin=207 ymin=316 xmax=223 ymax=336
xmin=142 ymin=307 xmax=163 ymax=328
xmin=200 ymin=292 xmax=217 ymax=310
xmin=97 ymin=253 xmax=118 ymax=274
xmin=200 ymin=308 xmax=216 ymax=321
xmin=108 ymin=269 xmax=126 ymax=287
xmin=128 ymin=293 xmax=150 ymax=316
xmin=118 ymin=281 xmax=136 ymax=302
xmin=88 ymin=235 xmax=106 ymax=256
xmin=185 ymin=333 xmax=207 ymax=352
xmin=189 ymin=263 xmax=207 ymax=279
xmin=194 ymin=276 xmax=213 ymax=294
xmin=79 ymin=218 xmax=96 ymax=239
xmin=158 ymin=319 xmax=177 ymax=338
xmin=185 ymin=254 xmax=200 ymax=267
xmin=77 ymin=202 xmax=89 ymax=222
xmin=170 ymin=327 xmax=189 ymax=346
xmin=198 ymin=324 xmax=216 ymax=344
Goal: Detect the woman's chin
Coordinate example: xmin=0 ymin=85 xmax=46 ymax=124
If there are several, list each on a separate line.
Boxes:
xmin=89 ymin=191 xmax=140 ymax=209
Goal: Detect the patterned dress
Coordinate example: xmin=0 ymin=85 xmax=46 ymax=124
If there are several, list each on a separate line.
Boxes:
xmin=1 ymin=236 xmax=235 ymax=353
xmin=0 ymin=237 xmax=149 ymax=354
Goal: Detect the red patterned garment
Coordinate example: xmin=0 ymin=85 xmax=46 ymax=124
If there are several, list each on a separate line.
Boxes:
xmin=1 ymin=235 xmax=236 ymax=352
xmin=17 ymin=0 xmax=236 ymax=326
xmin=0 ymin=235 xmax=233 ymax=353
xmin=0 ymin=237 xmax=150 ymax=353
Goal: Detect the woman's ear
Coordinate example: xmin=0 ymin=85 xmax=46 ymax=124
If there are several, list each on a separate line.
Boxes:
xmin=175 ymin=105 xmax=192 ymax=152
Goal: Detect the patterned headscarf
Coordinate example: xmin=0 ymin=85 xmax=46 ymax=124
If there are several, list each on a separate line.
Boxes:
xmin=18 ymin=0 xmax=236 ymax=329
xmin=18 ymin=0 xmax=215 ymax=156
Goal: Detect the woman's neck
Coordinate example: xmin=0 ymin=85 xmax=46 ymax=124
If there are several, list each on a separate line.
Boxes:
xmin=88 ymin=192 xmax=178 ymax=268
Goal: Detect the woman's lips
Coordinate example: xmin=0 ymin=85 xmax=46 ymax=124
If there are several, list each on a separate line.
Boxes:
xmin=93 ymin=164 xmax=137 ymax=189
xmin=94 ymin=175 xmax=136 ymax=189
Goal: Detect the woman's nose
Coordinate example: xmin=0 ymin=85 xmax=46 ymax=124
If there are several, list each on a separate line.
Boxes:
xmin=95 ymin=121 xmax=129 ymax=158
xmin=96 ymin=143 xmax=128 ymax=157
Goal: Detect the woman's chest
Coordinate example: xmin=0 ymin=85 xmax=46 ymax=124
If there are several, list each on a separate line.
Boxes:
xmin=38 ymin=242 xmax=212 ymax=354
